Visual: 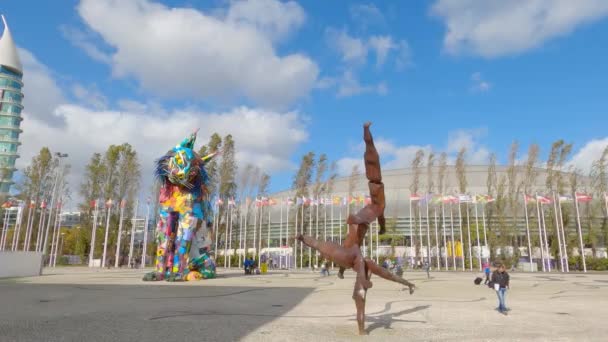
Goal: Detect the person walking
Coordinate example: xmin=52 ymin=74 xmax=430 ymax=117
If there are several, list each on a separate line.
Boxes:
xmin=491 ymin=264 xmax=510 ymax=315
xmin=423 ymin=260 xmax=430 ymax=279
xmin=483 ymin=262 xmax=491 ymax=285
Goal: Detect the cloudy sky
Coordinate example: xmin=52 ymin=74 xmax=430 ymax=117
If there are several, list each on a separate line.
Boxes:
xmin=2 ymin=0 xmax=608 ymax=209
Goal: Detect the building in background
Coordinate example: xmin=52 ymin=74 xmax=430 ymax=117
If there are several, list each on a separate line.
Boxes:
xmin=0 ymin=15 xmax=23 ymax=196
xmin=59 ymin=212 xmax=82 ymax=228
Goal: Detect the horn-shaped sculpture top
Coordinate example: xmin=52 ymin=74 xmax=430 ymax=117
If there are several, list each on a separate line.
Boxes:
xmin=297 ymin=122 xmax=416 ymax=335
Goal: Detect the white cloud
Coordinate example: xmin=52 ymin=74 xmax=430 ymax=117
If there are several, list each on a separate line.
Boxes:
xmin=336 ymin=70 xmax=387 ymax=97
xmin=368 ymin=35 xmax=395 ymax=67
xmin=350 ymin=4 xmax=385 ymax=29
xmin=15 ymin=48 xmax=309 ymax=209
xmin=568 ymin=137 xmax=608 ymax=174
xmin=326 ymin=28 xmax=368 ymax=64
xmin=18 ymin=48 xmax=66 ymax=127
xmin=75 ymin=0 xmax=318 ymax=109
xmin=470 ymin=72 xmax=491 ymax=92
xmin=60 ymin=26 xmax=112 ymax=64
xmin=431 ymin=0 xmax=608 ymax=58
xmin=226 ymin=0 xmax=306 ymax=42
xmin=71 ymin=84 xmax=108 ymax=110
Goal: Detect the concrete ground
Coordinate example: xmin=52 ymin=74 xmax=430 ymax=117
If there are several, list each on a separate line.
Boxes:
xmin=1 ymin=267 xmax=607 ymax=342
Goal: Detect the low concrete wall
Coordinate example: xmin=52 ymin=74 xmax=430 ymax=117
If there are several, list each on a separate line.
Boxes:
xmin=0 ymin=251 xmax=43 ymax=278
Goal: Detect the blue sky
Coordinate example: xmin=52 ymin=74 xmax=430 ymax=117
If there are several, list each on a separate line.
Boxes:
xmin=2 ymin=0 xmax=608 ymax=206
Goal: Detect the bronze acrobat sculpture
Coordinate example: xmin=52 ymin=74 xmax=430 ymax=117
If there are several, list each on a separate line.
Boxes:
xmin=297 ymin=122 xmax=416 ymax=335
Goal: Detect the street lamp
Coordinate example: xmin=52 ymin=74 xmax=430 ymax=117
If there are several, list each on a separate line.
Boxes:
xmin=42 ymin=152 xmax=68 ymax=264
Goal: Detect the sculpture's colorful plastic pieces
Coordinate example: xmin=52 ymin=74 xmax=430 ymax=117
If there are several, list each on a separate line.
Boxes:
xmin=143 ymin=131 xmax=218 ymax=282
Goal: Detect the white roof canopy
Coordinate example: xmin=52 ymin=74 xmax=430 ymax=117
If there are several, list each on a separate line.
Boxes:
xmin=0 ymin=15 xmax=23 ymax=74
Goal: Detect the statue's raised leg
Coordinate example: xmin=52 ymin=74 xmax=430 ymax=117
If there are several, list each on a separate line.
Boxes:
xmin=365 ymin=258 xmax=415 ymax=294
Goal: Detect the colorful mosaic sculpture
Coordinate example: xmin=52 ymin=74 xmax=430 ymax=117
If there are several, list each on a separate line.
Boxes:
xmin=143 ymin=131 xmax=218 ymax=282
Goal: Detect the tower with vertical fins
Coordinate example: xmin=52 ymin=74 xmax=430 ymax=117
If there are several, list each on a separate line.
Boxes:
xmin=0 ymin=15 xmax=23 ymax=196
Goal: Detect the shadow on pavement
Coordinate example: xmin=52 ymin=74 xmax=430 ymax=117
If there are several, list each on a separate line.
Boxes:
xmin=0 ymin=283 xmax=314 ymax=342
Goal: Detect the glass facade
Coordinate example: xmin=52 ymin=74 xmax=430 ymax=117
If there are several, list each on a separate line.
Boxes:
xmin=0 ymin=65 xmax=23 ymax=195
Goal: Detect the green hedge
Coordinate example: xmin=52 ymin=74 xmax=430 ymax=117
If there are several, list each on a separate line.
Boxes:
xmin=568 ymin=256 xmax=608 ymax=271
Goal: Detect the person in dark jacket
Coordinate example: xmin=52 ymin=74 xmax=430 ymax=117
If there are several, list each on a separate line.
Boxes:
xmin=490 ymin=264 xmax=510 ymax=314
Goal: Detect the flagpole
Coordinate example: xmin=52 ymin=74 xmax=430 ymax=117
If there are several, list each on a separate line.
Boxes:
xmin=425 ymin=196 xmax=431 ymax=268
xmin=457 ymin=200 xmax=465 ymax=271
xmin=259 ymin=201 xmax=264 ymax=265
xmin=300 ymin=202 xmax=304 ymax=269
xmin=474 ymin=198 xmax=482 ymax=271
xmin=101 ymin=200 xmax=112 ymax=268
xmin=224 ymin=203 xmax=229 ymax=268
xmin=213 ymin=203 xmax=220 ymax=260
xmin=141 ymin=199 xmax=150 ymax=269
xmin=308 ymin=201 xmax=312 ymax=269
xmin=409 ymin=198 xmax=414 ymax=265
xmin=465 ymin=201 xmax=472 ymax=271
xmin=540 ymin=200 xmax=551 ymax=272
xmin=523 ymin=195 xmax=534 ymax=272
xmin=331 ymin=197 xmax=335 ymax=269
xmin=229 ymin=202 xmax=235 ymax=269
xmin=50 ymin=202 xmax=62 ymax=267
xmin=535 ymin=193 xmax=546 ymax=272
xmin=449 ymin=203 xmax=456 ymax=270
xmin=375 ymin=218 xmax=379 ymax=264
xmin=481 ymin=202 xmax=489 ymax=264
xmin=315 ymin=198 xmax=319 ymax=267
xmin=252 ymin=200 xmax=257 ymax=261
xmin=128 ymin=199 xmax=138 ymax=268
xmin=441 ymin=200 xmax=448 ymax=270
xmin=114 ymin=200 xmax=126 ymax=268
xmin=35 ymin=205 xmax=46 ymax=252
xmin=418 ymin=202 xmax=423 ymax=263
xmin=23 ymin=203 xmax=34 ymax=251
xmin=294 ymin=201 xmax=298 ymax=269
xmin=574 ymin=193 xmax=587 ymax=272
xmin=267 ymin=202 xmax=271 ymax=264
xmin=89 ymin=200 xmax=99 ymax=267
xmin=279 ymin=198 xmax=283 ymax=269
xmin=434 ymin=204 xmax=440 ymax=270
xmin=286 ymin=199 xmax=290 ymax=269
xmin=238 ymin=200 xmax=243 ymax=268
xmin=243 ymin=197 xmax=249 ymax=262
xmin=552 ymin=192 xmax=564 ymax=272
xmin=557 ymin=196 xmax=568 ymax=272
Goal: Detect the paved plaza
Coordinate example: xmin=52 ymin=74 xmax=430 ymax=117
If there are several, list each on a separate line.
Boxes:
xmin=1 ymin=267 xmax=607 ymax=341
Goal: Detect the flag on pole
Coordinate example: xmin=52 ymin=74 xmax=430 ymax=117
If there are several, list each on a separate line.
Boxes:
xmin=558 ymin=194 xmax=573 ymax=202
xmin=217 ymin=198 xmax=224 ymax=206
xmin=269 ymin=198 xmax=277 ymax=206
xmin=458 ymin=194 xmax=472 ymax=203
xmin=1 ymin=201 xmax=12 ymax=208
xmin=287 ymin=198 xmax=294 ymax=206
xmin=536 ymin=195 xmax=552 ymax=204
xmin=575 ymin=193 xmax=592 ymax=203
xmin=228 ymin=198 xmax=236 ymax=206
xmin=40 ymin=201 xmax=47 ymax=209
xmin=442 ymin=195 xmax=458 ymax=204
xmin=296 ymin=197 xmax=303 ymax=205
xmin=105 ymin=199 xmax=113 ymax=208
xmin=410 ymin=193 xmax=421 ymax=201
xmin=29 ymin=200 xmax=36 ymax=209
xmin=524 ymin=194 xmax=536 ymax=204
xmin=120 ymin=199 xmax=127 ymax=208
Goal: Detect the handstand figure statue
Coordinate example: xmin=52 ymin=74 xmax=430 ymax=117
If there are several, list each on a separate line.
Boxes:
xmin=297 ymin=122 xmax=416 ymax=335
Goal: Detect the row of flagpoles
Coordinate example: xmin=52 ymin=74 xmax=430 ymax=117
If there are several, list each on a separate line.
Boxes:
xmin=211 ymin=191 xmax=605 ymax=273
xmin=87 ymin=199 xmax=152 ymax=269
xmin=1 ymin=190 xmax=605 ymax=273
xmin=0 ymin=199 xmax=66 ymax=268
